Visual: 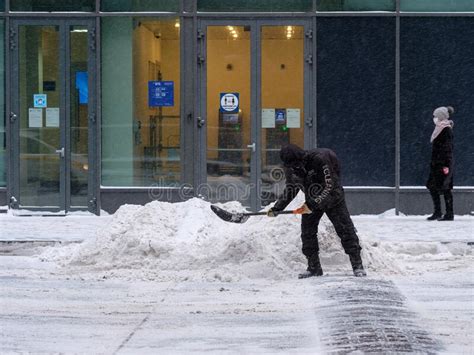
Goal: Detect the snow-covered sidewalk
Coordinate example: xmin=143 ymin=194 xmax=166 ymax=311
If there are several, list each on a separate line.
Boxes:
xmin=0 ymin=199 xmax=472 ymax=353
xmin=0 ymin=213 xmax=109 ymax=242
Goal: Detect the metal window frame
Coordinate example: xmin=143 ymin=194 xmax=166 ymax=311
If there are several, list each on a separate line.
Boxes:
xmin=9 ymin=19 xmax=68 ymax=213
xmin=1 ymin=0 xmax=474 ymax=214
xmin=196 ymin=18 xmax=313 ymax=211
xmin=8 ymin=17 xmax=96 ymax=213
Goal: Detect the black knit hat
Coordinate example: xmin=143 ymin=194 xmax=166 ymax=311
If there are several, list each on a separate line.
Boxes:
xmin=280 ymin=144 xmax=305 ymax=165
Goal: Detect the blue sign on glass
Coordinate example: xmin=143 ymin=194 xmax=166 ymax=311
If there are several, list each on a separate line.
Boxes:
xmin=148 ymin=81 xmax=174 ymax=107
xmin=275 ymin=108 xmax=286 ymax=125
xmin=34 ymin=94 xmax=47 ymax=108
xmin=219 ymin=92 xmax=239 ymax=113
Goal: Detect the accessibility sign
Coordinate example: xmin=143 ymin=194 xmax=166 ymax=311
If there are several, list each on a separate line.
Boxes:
xmin=220 ymin=93 xmax=239 ymax=113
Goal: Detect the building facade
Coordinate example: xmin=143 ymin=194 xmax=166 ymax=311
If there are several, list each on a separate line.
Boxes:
xmin=0 ymin=0 xmax=473 ymax=215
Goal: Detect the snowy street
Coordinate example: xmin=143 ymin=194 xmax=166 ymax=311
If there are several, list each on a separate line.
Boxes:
xmin=0 ymin=199 xmax=473 ymax=354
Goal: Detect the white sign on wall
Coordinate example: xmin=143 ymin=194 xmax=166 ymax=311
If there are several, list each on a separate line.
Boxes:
xmin=46 ymin=108 xmax=60 ymax=127
xmin=28 ymin=108 xmax=42 ymax=128
xmin=286 ymin=108 xmax=301 ymax=128
xmin=262 ymin=108 xmax=275 ymax=128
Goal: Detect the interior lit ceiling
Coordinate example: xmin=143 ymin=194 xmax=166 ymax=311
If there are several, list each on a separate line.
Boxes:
xmin=138 ymin=21 xmax=303 ymax=40
xmin=139 ymin=19 xmax=180 ymax=40
xmin=208 ymin=26 xmax=304 ymax=40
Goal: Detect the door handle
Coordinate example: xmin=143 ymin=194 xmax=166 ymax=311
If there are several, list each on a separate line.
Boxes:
xmin=247 ymin=142 xmax=256 ymax=152
xmin=197 ymin=116 xmax=205 ymax=127
xmin=9 ymin=112 xmax=17 ymax=123
xmin=55 ymin=147 xmax=65 ymax=158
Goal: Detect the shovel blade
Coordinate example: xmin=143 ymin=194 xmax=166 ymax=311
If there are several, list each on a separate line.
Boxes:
xmin=210 ymin=205 xmax=250 ymax=224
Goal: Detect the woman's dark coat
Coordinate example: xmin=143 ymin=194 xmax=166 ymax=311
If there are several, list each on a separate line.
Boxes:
xmin=426 ymin=127 xmax=454 ymax=192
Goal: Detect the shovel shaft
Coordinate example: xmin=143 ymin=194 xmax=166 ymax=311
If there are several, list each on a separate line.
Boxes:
xmin=243 ymin=210 xmax=298 ymax=216
xmin=210 ymin=205 xmax=305 ymax=224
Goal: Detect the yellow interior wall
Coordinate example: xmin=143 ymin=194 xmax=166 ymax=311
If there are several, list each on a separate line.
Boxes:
xmin=160 ymin=39 xmax=181 ymax=150
xmin=133 ymin=23 xmax=181 ymax=179
xmin=261 ymin=38 xmax=304 ymax=159
xmin=206 ymin=35 xmax=304 ymax=162
xmin=207 ymin=38 xmax=251 ymax=161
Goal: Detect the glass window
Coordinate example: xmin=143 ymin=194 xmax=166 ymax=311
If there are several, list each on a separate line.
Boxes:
xmin=102 ymin=18 xmax=181 ymax=187
xmin=0 ymin=1 xmax=4 ymax=11
xmin=101 ymin=0 xmax=179 ymax=12
xmin=400 ymin=17 xmax=474 ymax=186
xmin=401 ymin=0 xmax=474 ymax=12
xmin=317 ymin=0 xmax=395 ymax=11
xmin=205 ymin=26 xmax=251 ymax=205
xmin=260 ymin=26 xmax=304 ymax=205
xmin=11 ymin=0 xmax=94 ymax=11
xmin=317 ymin=17 xmax=396 ymax=186
xmin=18 ymin=25 xmax=62 ymax=207
xmin=198 ymin=0 xmax=312 ymax=12
xmin=0 ymin=20 xmax=4 ymax=187
xmin=70 ymin=26 xmax=90 ymax=207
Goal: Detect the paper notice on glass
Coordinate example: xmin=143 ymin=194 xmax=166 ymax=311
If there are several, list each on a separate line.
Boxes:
xmin=28 ymin=108 xmax=43 ymax=128
xmin=262 ymin=108 xmax=275 ymax=128
xmin=286 ymin=108 xmax=301 ymax=128
xmin=46 ymin=108 xmax=60 ymax=127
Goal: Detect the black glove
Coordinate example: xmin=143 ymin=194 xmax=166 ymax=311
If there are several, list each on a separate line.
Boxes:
xmin=267 ymin=207 xmax=280 ymax=217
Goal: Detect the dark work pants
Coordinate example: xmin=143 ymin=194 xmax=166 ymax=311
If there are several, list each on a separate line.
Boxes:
xmin=301 ymin=200 xmax=362 ymax=258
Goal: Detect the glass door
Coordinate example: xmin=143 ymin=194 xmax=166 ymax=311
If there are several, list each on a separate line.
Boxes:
xmin=10 ymin=19 xmax=96 ymax=213
xmin=259 ymin=23 xmax=308 ymax=207
xmin=201 ymin=23 xmax=254 ymax=207
xmin=198 ymin=20 xmax=311 ymax=210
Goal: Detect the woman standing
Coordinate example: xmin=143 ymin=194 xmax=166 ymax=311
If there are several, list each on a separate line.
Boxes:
xmin=426 ymin=106 xmax=454 ymax=221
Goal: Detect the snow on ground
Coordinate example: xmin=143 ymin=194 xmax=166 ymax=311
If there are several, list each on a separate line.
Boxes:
xmin=38 ymin=197 xmax=404 ymax=281
xmin=0 ymin=210 xmax=107 ymax=242
xmin=0 ymin=197 xmax=472 ymax=354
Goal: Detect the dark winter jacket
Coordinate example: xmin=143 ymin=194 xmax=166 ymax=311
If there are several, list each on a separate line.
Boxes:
xmin=274 ymin=148 xmax=345 ymax=211
xmin=426 ymin=127 xmax=454 ymax=192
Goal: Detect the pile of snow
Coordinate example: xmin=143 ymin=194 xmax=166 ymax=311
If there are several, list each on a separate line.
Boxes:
xmin=42 ymin=195 xmax=403 ymax=281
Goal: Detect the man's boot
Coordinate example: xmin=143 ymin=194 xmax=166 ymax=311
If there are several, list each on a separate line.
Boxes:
xmin=438 ymin=192 xmax=454 ymax=221
xmin=349 ymin=253 xmax=367 ymax=277
xmin=298 ymin=254 xmax=323 ymax=279
xmin=427 ymin=190 xmax=442 ymax=221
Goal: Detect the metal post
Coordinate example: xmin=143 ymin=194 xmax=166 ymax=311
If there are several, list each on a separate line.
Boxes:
xmin=395 ymin=0 xmax=401 ymax=215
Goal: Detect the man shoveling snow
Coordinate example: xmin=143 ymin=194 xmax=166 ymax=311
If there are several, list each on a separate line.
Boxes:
xmin=267 ymin=144 xmax=367 ymax=279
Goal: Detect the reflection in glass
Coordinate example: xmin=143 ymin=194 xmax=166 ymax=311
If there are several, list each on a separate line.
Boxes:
xmin=19 ymin=26 xmax=61 ymax=207
xmin=317 ymin=17 xmax=395 ymax=186
xmin=11 ymin=0 xmax=94 ymax=11
xmin=401 ymin=0 xmax=474 ymax=12
xmin=206 ymin=26 xmax=251 ymax=205
xmin=102 ymin=18 xmax=181 ymax=186
xmin=0 ymin=20 xmax=5 ymax=187
xmin=101 ymin=0 xmax=179 ymax=12
xmin=70 ymin=26 xmax=89 ymax=207
xmin=260 ymin=26 xmax=304 ymax=206
xmin=198 ymin=0 xmax=312 ymax=12
xmin=400 ymin=17 xmax=474 ymax=186
xmin=317 ymin=0 xmax=394 ymax=11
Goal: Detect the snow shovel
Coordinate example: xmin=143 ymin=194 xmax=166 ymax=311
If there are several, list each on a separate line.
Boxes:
xmin=210 ymin=205 xmax=310 ymax=224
